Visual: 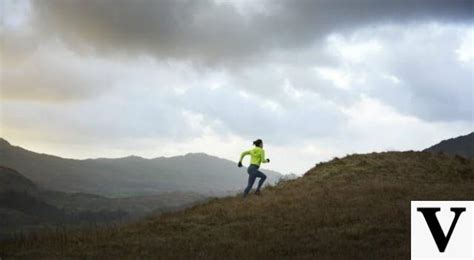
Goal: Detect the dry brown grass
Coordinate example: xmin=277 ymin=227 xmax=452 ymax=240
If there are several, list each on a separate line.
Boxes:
xmin=1 ymin=151 xmax=473 ymax=259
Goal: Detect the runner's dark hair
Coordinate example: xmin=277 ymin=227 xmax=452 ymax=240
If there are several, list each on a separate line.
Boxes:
xmin=253 ymin=139 xmax=263 ymax=146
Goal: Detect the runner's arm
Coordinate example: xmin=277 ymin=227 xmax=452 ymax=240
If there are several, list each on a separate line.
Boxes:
xmin=239 ymin=150 xmax=251 ymax=162
xmin=261 ymin=149 xmax=269 ymax=163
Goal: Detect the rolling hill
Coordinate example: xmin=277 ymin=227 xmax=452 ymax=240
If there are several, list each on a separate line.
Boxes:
xmin=0 ymin=138 xmax=282 ymax=197
xmin=0 ymin=166 xmax=37 ymax=193
xmin=2 ymin=151 xmax=472 ymax=258
xmin=0 ymin=166 xmax=206 ymax=240
xmin=424 ymin=132 xmax=474 ymax=158
xmin=0 ymin=166 xmax=124 ymax=240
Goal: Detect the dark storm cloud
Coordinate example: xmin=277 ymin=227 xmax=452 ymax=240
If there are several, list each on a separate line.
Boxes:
xmin=32 ymin=0 xmax=473 ymax=64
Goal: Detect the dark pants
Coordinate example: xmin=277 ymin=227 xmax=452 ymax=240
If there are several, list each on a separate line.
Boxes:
xmin=243 ymin=164 xmax=267 ymax=197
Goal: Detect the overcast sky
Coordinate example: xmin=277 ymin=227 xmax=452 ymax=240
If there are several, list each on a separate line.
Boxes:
xmin=1 ymin=0 xmax=473 ymax=174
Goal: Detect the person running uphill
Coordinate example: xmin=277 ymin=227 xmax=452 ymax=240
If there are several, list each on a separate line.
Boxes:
xmin=238 ymin=139 xmax=270 ymax=197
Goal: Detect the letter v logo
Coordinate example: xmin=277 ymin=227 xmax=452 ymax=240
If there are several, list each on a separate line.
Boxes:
xmin=417 ymin=207 xmax=466 ymax=253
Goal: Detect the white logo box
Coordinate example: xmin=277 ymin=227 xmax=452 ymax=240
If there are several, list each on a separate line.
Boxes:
xmin=411 ymin=201 xmax=474 ymax=260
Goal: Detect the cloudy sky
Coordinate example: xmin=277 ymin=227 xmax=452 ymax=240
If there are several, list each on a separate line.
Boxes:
xmin=1 ymin=0 xmax=473 ymax=174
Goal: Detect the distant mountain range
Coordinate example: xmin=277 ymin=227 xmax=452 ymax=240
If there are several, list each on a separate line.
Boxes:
xmin=0 ymin=138 xmax=282 ymax=197
xmin=424 ymin=132 xmax=474 ymax=158
xmin=0 ymin=138 xmax=282 ymax=239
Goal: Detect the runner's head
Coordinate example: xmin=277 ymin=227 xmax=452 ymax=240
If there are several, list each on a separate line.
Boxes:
xmin=253 ymin=139 xmax=263 ymax=148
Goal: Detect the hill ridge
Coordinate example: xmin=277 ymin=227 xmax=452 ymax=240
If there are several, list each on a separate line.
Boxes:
xmin=424 ymin=132 xmax=474 ymax=158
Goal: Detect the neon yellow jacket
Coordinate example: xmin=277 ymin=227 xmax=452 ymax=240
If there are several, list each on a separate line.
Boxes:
xmin=239 ymin=147 xmax=268 ymax=166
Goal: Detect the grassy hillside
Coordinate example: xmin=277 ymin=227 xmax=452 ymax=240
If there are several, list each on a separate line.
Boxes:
xmin=0 ymin=138 xmax=281 ymax=197
xmin=1 ymin=151 xmax=473 ymax=258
